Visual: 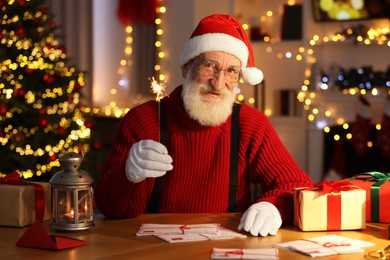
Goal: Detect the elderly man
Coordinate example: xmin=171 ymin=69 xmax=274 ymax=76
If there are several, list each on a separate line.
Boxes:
xmin=94 ymin=14 xmax=313 ymax=237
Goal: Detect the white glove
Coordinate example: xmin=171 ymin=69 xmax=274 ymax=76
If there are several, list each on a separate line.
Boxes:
xmin=238 ymin=201 xmax=282 ymax=237
xmin=125 ymin=139 xmax=173 ymax=183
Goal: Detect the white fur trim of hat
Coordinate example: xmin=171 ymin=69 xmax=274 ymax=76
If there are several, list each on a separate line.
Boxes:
xmin=179 ymin=14 xmax=264 ymax=85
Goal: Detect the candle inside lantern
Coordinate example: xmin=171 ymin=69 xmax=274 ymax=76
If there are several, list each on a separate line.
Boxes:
xmin=64 ymin=208 xmax=89 ymax=223
xmin=64 ymin=210 xmax=75 ymax=222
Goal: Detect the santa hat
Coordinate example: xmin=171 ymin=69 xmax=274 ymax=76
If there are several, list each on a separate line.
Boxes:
xmin=179 ymin=14 xmax=264 ymax=85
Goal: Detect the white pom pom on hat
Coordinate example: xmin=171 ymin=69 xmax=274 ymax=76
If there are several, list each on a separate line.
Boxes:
xmin=179 ymin=14 xmax=264 ymax=85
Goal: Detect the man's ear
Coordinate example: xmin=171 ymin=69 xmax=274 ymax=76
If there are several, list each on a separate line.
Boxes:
xmin=181 ymin=64 xmax=188 ymax=78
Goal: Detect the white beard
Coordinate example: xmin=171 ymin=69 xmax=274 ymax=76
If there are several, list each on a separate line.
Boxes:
xmin=181 ymin=77 xmax=237 ymax=127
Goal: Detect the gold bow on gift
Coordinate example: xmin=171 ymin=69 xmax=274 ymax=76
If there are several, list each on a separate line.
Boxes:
xmin=367 ymin=245 xmax=390 ymax=259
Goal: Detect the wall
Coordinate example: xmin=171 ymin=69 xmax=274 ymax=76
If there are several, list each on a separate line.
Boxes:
xmin=161 ymin=0 xmax=234 ymax=91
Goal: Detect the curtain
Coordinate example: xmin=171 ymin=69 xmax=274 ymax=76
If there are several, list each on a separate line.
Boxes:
xmin=46 ymin=0 xmax=93 ymax=106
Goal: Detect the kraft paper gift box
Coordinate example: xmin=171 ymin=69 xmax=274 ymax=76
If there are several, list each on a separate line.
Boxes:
xmin=0 ymin=177 xmax=51 ymax=227
xmin=348 ymin=172 xmax=390 ymax=223
xmin=294 ymin=180 xmax=366 ymax=231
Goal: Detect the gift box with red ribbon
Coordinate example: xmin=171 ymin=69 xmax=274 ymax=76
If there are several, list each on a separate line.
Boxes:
xmin=0 ymin=173 xmax=51 ymax=227
xmin=348 ymin=172 xmax=390 ymax=223
xmin=294 ymin=180 xmax=366 ymax=231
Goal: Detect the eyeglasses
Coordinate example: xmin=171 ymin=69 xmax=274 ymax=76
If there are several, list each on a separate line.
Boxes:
xmin=198 ymin=60 xmax=241 ymax=84
xmin=367 ymin=245 xmax=390 ymax=259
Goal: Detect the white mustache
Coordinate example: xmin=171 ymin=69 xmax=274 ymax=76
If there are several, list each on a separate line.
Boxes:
xmin=199 ymin=85 xmax=228 ymax=96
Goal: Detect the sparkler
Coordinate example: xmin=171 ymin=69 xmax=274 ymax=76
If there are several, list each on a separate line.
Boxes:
xmin=149 ymin=72 xmax=166 ymax=141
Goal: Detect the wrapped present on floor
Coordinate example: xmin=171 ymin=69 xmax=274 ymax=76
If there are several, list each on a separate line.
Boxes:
xmin=294 ymin=180 xmax=366 ymax=231
xmin=0 ymin=173 xmax=51 ymax=227
xmin=348 ymin=172 xmax=390 ymax=223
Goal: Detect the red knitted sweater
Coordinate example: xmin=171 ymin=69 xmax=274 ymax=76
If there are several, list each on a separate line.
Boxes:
xmin=94 ymin=86 xmax=313 ymax=223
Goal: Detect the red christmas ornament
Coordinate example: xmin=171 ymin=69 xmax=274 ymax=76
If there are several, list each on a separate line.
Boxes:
xmin=59 ymin=45 xmax=66 ymax=54
xmin=17 ymin=0 xmax=26 ymax=7
xmin=40 ymin=6 xmax=48 ymax=14
xmin=14 ymin=133 xmax=24 ymax=143
xmin=74 ymin=82 xmax=83 ymax=90
xmin=43 ymin=74 xmax=54 ymax=85
xmin=58 ymin=127 xmax=66 ymax=135
xmin=15 ymin=26 xmax=25 ymax=37
xmin=25 ymin=67 xmax=34 ymax=74
xmin=0 ymin=104 xmax=8 ymax=116
xmin=39 ymin=118 xmax=48 ymax=128
xmin=47 ymin=154 xmax=57 ymax=163
xmin=85 ymin=121 xmax=93 ymax=129
xmin=15 ymin=88 xmax=26 ymax=97
xmin=49 ymin=21 xmax=56 ymax=30
xmin=43 ymin=73 xmax=50 ymax=81
xmin=39 ymin=108 xmax=46 ymax=115
xmin=93 ymin=141 xmax=102 ymax=150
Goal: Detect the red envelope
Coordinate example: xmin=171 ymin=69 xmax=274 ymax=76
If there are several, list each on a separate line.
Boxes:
xmin=16 ymin=221 xmax=88 ymax=250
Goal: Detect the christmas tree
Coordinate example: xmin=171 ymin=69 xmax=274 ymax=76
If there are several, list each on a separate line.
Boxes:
xmin=0 ymin=0 xmax=103 ymax=181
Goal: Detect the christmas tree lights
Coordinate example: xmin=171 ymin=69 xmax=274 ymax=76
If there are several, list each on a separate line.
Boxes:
xmin=0 ymin=0 xmax=102 ymax=180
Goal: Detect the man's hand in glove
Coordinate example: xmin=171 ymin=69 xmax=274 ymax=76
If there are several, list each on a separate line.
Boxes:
xmin=125 ymin=139 xmax=173 ymax=183
xmin=238 ymin=201 xmax=282 ymax=237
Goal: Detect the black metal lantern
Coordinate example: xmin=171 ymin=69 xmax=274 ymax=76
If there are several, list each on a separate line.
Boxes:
xmin=50 ymin=152 xmax=95 ymax=231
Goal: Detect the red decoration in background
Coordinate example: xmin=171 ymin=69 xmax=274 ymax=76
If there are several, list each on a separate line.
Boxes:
xmin=351 ymin=95 xmax=371 ymax=157
xmin=117 ymin=0 xmax=158 ymax=26
xmin=328 ymin=140 xmax=346 ymax=177
xmin=377 ymin=95 xmax=390 ymax=158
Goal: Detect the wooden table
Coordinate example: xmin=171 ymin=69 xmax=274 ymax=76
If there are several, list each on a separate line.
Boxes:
xmin=0 ymin=213 xmax=389 ymax=259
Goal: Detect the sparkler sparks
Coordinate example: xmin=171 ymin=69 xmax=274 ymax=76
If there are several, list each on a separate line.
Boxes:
xmin=150 ymin=76 xmax=166 ymax=102
xmin=149 ymin=73 xmax=166 ymax=142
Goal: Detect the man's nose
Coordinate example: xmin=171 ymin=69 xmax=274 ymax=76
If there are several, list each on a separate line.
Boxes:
xmin=209 ymin=70 xmax=227 ymax=91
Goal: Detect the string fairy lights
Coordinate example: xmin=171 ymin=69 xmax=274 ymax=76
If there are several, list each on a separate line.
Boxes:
xmin=295 ymin=24 xmax=390 ymax=143
xmin=97 ymin=0 xmax=167 ymax=118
